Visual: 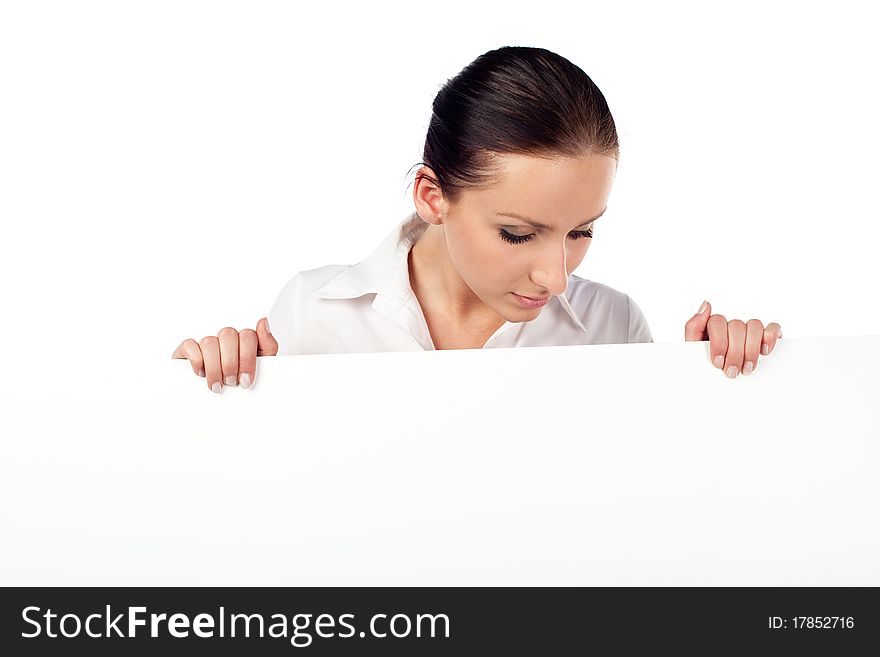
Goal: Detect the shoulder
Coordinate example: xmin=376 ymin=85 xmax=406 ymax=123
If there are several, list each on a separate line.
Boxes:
xmin=565 ymin=275 xmax=653 ymax=343
xmin=266 ymin=265 xmax=355 ymax=355
xmin=565 ymin=275 xmax=631 ymax=307
xmin=274 ymin=264 xmax=352 ymax=298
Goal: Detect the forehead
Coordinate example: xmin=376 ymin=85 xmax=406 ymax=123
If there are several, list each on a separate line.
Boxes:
xmin=466 ymin=152 xmax=616 ymax=217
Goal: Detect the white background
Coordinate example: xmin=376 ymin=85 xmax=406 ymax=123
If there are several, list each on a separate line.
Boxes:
xmin=1 ymin=0 xmax=879 ymax=396
xmin=2 ymin=1 xmax=879 ymax=587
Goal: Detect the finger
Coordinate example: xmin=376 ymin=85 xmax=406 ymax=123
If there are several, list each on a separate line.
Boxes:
xmin=239 ymin=329 xmax=258 ymax=389
xmin=761 ymin=322 xmax=783 ymax=356
xmin=171 ymin=338 xmax=205 ymax=377
xmin=257 ymin=317 xmax=279 ymax=356
xmin=742 ymin=319 xmax=764 ymax=375
xmin=724 ymin=320 xmax=747 ymax=378
xmin=218 ymin=327 xmax=240 ymax=387
xmin=199 ymin=336 xmax=223 ymax=393
xmin=706 ymin=314 xmax=728 ymax=369
xmin=684 ymin=300 xmax=711 ymax=341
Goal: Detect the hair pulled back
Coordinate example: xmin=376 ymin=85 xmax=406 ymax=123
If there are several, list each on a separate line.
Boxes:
xmin=415 ymin=46 xmax=619 ymax=205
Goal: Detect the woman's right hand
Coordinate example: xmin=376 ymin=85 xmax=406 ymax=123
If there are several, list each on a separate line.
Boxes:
xmin=171 ymin=317 xmax=278 ymax=392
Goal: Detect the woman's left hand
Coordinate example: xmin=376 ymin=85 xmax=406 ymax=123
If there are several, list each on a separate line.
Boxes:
xmin=684 ymin=300 xmax=782 ymax=378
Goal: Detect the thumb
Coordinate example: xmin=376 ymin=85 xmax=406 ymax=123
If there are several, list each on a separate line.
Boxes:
xmin=684 ymin=299 xmax=711 ymax=341
xmin=256 ymin=317 xmax=279 ymax=355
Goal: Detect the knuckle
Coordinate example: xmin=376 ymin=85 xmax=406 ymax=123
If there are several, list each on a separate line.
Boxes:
xmin=728 ymin=319 xmax=746 ymax=330
xmin=199 ymin=336 xmax=219 ymax=348
xmin=747 ymin=319 xmax=764 ymax=329
xmin=218 ymin=326 xmax=239 ymax=338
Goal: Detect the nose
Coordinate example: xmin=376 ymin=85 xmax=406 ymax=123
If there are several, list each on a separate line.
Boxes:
xmin=529 ymin=240 xmax=570 ymax=297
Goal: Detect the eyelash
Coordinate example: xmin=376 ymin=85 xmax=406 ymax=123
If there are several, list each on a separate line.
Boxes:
xmin=498 ymin=228 xmax=594 ymax=245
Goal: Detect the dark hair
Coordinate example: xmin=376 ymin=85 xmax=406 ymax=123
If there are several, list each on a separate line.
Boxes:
xmin=413 ymin=46 xmax=619 ymax=205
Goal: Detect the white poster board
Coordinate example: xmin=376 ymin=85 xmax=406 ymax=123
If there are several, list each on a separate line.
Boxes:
xmin=1 ymin=336 xmax=878 ymax=585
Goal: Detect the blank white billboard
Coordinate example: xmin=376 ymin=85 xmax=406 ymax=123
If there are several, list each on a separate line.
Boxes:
xmin=2 ymin=336 xmax=878 ymax=585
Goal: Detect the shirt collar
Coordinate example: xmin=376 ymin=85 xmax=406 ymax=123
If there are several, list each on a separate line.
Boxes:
xmin=313 ymin=212 xmax=588 ymax=333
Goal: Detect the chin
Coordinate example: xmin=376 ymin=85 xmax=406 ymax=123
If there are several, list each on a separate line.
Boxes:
xmin=496 ymin=299 xmax=545 ymax=323
xmin=515 ymin=306 xmax=545 ymax=320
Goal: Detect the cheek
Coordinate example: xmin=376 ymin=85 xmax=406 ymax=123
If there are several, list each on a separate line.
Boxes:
xmin=566 ymin=239 xmax=591 ymax=273
xmin=468 ymin=241 xmax=519 ymax=285
xmin=448 ymin=228 xmax=509 ymax=279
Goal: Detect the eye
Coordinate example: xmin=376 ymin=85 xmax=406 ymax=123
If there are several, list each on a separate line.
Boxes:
xmin=498 ymin=227 xmax=595 ymax=245
xmin=567 ymin=228 xmax=594 ymax=240
xmin=498 ymin=229 xmax=534 ymax=244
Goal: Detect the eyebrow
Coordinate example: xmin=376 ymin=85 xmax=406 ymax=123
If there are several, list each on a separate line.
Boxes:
xmin=494 ymin=206 xmax=608 ymax=230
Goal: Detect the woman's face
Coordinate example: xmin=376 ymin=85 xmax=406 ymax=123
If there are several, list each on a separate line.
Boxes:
xmin=440 ymin=151 xmax=617 ymax=323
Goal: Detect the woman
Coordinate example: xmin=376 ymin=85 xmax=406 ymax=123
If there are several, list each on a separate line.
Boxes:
xmin=172 ymin=46 xmax=782 ymax=392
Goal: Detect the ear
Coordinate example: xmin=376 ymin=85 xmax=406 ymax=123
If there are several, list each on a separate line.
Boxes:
xmin=412 ymin=165 xmax=447 ymax=226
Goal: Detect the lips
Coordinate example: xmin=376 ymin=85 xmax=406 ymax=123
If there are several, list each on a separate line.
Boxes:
xmin=512 ymin=293 xmax=550 ymax=309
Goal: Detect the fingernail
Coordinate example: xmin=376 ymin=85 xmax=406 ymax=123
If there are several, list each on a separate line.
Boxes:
xmin=726 ymin=365 xmax=739 ymax=379
xmin=198 ymin=369 xmax=205 ymax=377
xmin=211 ymin=382 xmax=222 ymax=393
xmin=225 ymin=375 xmax=237 ymax=387
xmin=698 ymin=300 xmax=707 ymax=315
xmin=713 ymin=355 xmax=724 ymax=368
xmin=777 ymin=331 xmax=782 ymax=339
xmin=240 ymin=373 xmax=251 ymax=389
xmin=761 ymin=344 xmax=769 ymax=355
xmin=742 ymin=361 xmax=753 ymax=375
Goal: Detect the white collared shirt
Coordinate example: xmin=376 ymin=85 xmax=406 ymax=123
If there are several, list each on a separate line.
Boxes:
xmin=267 ymin=212 xmax=653 ymax=354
